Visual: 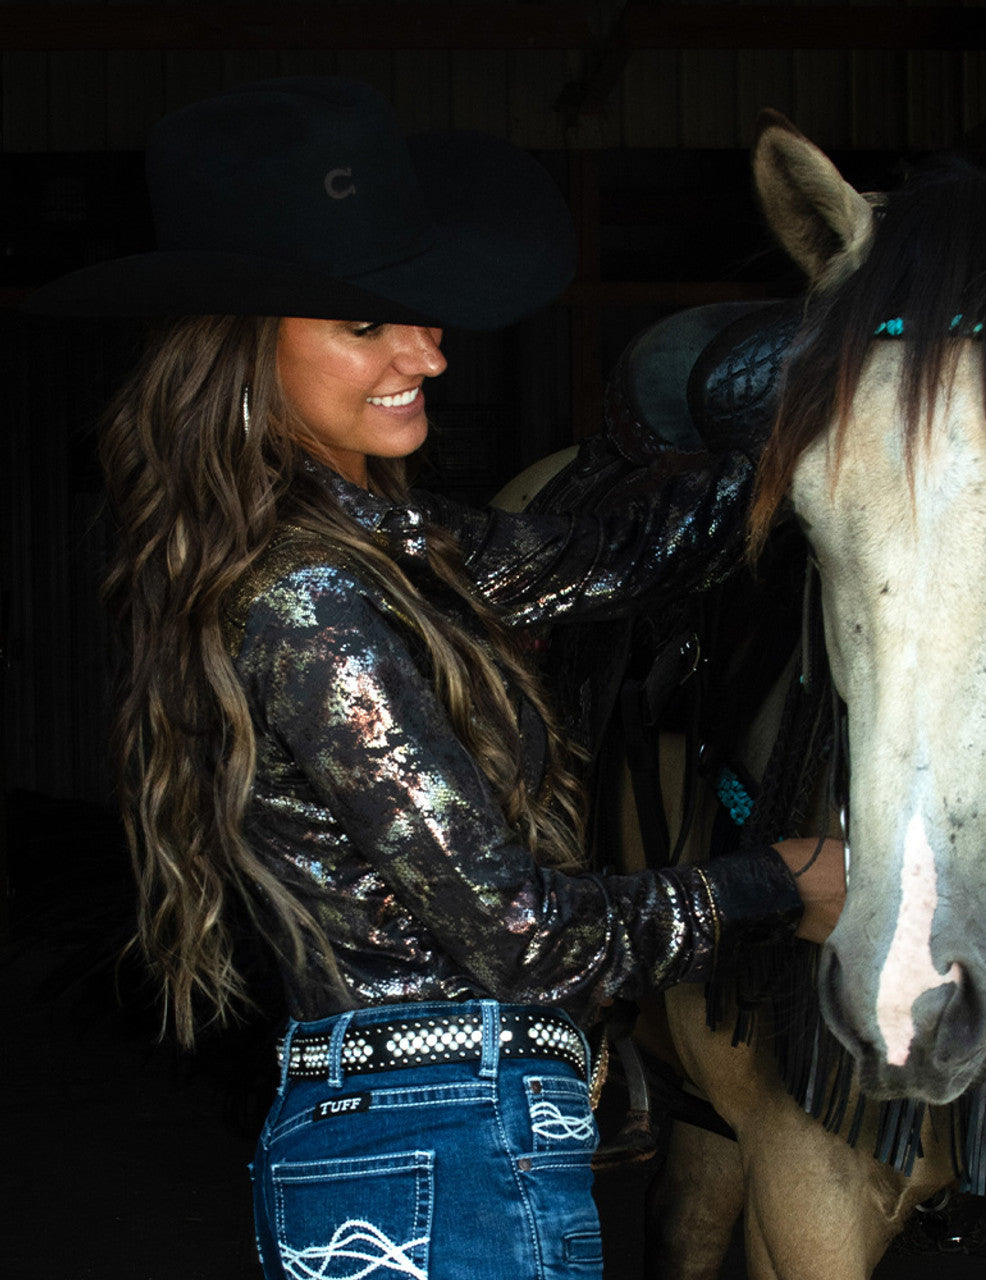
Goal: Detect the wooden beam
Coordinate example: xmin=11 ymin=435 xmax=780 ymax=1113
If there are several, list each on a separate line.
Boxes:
xmin=1 ymin=281 xmax=782 ymax=312
xmin=563 ymin=281 xmax=778 ymax=308
xmin=568 ymin=151 xmax=602 ymax=441
xmin=626 ymin=5 xmax=986 ymax=53
xmin=0 ymin=5 xmax=981 ymax=53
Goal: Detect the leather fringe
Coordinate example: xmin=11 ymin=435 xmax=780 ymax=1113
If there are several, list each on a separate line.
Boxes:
xmin=705 ymin=933 xmax=986 ymax=1186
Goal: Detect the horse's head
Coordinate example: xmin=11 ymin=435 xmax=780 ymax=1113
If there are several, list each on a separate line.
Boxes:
xmin=753 ymin=113 xmax=986 ymax=1104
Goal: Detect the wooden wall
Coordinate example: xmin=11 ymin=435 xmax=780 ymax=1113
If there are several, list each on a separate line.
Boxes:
xmin=0 ymin=2 xmax=984 ymax=154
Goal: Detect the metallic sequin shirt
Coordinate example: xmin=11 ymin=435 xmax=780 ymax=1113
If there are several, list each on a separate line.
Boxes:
xmin=229 ymin=459 xmax=802 ymax=1023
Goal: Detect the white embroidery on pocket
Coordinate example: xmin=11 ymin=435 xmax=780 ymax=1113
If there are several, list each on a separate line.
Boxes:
xmin=281 ymin=1217 xmax=428 ymax=1279
xmin=529 ymin=1099 xmax=595 ymax=1142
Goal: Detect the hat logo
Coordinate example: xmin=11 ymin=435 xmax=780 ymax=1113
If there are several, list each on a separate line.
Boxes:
xmin=325 ymin=168 xmax=356 ymax=200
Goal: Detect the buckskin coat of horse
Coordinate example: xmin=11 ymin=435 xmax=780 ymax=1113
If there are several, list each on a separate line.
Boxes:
xmin=497 ymin=113 xmax=986 ymax=1278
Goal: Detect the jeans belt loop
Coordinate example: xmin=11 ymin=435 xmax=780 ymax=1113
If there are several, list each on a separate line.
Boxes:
xmin=278 ymin=1020 xmax=300 ymax=1094
xmin=327 ymin=1010 xmax=356 ymax=1089
xmin=479 ymin=1000 xmax=499 ymax=1079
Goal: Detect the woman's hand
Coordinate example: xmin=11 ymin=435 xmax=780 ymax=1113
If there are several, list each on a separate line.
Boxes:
xmin=774 ymin=837 xmax=846 ymax=945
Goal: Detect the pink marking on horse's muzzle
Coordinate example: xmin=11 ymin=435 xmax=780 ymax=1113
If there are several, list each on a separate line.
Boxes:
xmin=819 ymin=943 xmax=985 ymax=1104
xmin=876 ymin=813 xmax=963 ymax=1066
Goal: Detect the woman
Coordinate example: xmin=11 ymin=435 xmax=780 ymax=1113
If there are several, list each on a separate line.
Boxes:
xmin=30 ymin=78 xmax=843 ymax=1280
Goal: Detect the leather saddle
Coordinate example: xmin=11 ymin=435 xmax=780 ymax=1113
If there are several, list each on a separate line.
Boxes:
xmin=528 ymin=298 xmax=804 ymax=764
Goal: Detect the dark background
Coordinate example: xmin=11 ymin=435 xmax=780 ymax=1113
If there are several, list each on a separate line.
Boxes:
xmin=3 ymin=3 xmax=986 ymax=1277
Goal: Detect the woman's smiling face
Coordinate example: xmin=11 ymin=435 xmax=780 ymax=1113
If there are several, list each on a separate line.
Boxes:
xmin=276 ymin=318 xmax=447 ymax=487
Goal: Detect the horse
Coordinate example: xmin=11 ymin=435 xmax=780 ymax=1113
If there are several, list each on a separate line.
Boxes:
xmin=494 ymin=111 xmax=986 ymax=1278
xmin=743 ymin=110 xmax=986 ymax=1109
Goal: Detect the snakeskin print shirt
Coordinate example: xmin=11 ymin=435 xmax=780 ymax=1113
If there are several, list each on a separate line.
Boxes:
xmin=227 ymin=457 xmax=802 ymax=1024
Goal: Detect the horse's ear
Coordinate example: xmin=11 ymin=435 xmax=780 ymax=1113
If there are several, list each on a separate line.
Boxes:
xmin=753 ymin=109 xmax=875 ymax=288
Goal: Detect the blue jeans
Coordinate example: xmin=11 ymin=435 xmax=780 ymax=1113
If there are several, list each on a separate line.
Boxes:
xmin=251 ymin=1000 xmax=603 ymax=1280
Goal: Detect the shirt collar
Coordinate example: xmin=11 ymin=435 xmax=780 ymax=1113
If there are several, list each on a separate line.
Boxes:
xmin=303 ymin=458 xmax=430 ymax=561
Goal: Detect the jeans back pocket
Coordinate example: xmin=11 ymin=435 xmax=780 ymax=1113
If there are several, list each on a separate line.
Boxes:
xmin=271 ymin=1149 xmax=434 ymax=1279
xmin=525 ymin=1075 xmax=597 ymax=1155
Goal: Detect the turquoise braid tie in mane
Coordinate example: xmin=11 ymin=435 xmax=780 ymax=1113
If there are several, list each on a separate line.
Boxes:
xmin=875 ymin=314 xmax=985 ymax=337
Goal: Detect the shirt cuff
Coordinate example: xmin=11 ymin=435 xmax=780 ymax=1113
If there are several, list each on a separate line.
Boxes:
xmin=672 ymin=845 xmax=804 ymax=983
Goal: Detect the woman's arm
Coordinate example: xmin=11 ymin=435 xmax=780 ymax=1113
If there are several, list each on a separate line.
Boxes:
xmin=239 ymin=565 xmax=809 ymax=1019
xmin=415 ymin=449 xmax=754 ymax=627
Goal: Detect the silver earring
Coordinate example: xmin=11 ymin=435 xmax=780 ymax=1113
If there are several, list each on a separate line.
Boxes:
xmin=241 ymin=383 xmax=252 ymax=437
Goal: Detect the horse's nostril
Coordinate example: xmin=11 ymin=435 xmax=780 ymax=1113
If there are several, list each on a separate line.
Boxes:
xmin=934 ymin=962 xmax=983 ymax=1061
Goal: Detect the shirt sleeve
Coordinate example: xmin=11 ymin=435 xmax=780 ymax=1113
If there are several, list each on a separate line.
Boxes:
xmin=241 ymin=565 xmax=801 ymax=1021
xmin=415 ymin=449 xmax=754 ymax=628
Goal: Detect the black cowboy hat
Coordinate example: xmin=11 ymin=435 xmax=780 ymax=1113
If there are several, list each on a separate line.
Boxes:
xmin=24 ymin=77 xmax=576 ymax=330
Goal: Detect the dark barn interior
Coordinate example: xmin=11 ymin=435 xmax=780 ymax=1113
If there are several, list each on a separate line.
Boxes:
xmin=3 ymin=3 xmax=986 ymax=1277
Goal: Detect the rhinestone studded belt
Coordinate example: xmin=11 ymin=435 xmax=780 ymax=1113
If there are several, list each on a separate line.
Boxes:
xmin=278 ymin=1010 xmax=588 ymax=1082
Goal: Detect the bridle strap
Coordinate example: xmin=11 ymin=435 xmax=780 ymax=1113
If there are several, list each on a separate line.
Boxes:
xmin=618 ymin=613 xmax=704 ymax=869
xmin=829 ymin=679 xmax=851 ymax=885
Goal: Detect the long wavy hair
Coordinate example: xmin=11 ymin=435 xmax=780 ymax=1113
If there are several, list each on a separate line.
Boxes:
xmin=101 ymin=314 xmax=586 ymax=1047
xmin=749 ymin=155 xmax=986 ymax=555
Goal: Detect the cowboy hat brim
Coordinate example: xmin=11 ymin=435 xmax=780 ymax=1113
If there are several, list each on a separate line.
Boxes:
xmin=24 ymin=131 xmax=575 ymax=331
xmin=22 ymin=249 xmax=442 ymax=326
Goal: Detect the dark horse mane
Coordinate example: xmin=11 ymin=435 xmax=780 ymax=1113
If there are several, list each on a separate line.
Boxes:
xmin=750 ymin=153 xmax=986 ymax=558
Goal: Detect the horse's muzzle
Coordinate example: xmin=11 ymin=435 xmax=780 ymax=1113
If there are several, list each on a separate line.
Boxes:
xmin=818 ymin=942 xmax=986 ymax=1105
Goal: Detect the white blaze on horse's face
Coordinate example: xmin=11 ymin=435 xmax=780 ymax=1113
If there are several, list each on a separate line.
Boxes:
xmin=878 ymin=812 xmax=963 ymax=1068
xmin=792 ymin=344 xmax=986 ymax=1103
